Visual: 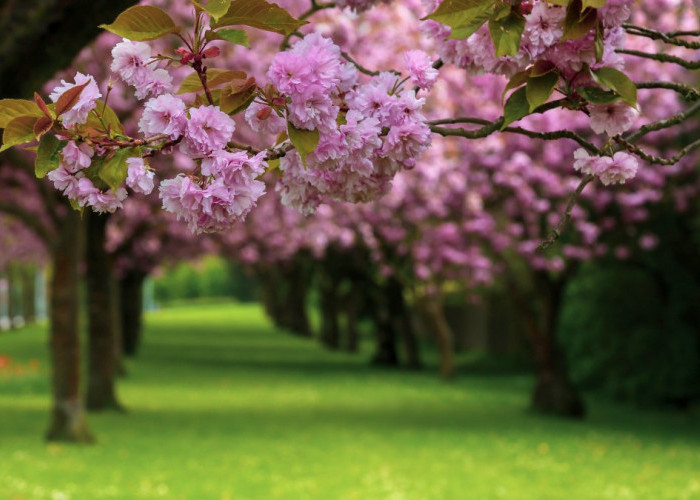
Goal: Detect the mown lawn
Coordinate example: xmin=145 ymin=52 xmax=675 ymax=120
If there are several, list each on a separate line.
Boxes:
xmin=1 ymin=302 xmax=699 ymax=500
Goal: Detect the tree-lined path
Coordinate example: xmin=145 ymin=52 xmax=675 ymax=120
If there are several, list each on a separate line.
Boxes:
xmin=1 ymin=302 xmax=699 ymax=499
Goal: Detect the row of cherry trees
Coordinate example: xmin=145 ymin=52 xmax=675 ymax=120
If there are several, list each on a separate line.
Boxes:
xmin=1 ymin=0 xmax=699 ymax=441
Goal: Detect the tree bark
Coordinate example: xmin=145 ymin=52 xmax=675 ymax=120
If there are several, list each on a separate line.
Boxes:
xmin=343 ymin=280 xmax=361 ymax=352
xmin=21 ymin=265 xmax=36 ymax=325
xmin=418 ymin=295 xmax=455 ymax=380
xmin=509 ymin=270 xmax=585 ymax=418
xmin=120 ymin=270 xmax=145 ymax=357
xmin=85 ymin=212 xmax=123 ymax=412
xmin=387 ymin=278 xmax=422 ymax=369
xmin=280 ymin=260 xmax=312 ymax=337
xmin=369 ymin=282 xmax=399 ymax=366
xmin=7 ymin=263 xmax=17 ymax=328
xmin=45 ymin=210 xmax=94 ymax=442
xmin=319 ymin=274 xmax=341 ymax=350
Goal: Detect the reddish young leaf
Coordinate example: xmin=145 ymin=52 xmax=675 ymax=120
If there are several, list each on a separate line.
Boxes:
xmin=54 ymin=81 xmax=90 ymax=117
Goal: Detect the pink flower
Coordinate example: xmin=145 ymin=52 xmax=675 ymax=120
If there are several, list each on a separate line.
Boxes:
xmin=110 ymin=40 xmax=152 ymax=84
xmin=139 ymin=94 xmax=187 ymax=139
xmin=61 ymin=141 xmax=94 ymax=173
xmin=573 ymin=148 xmax=638 ymax=185
xmin=403 ymin=50 xmax=439 ymax=91
xmin=597 ymin=151 xmax=639 ymax=186
xmin=126 ymin=157 xmax=155 ymax=195
xmin=133 ymin=68 xmax=173 ymax=100
xmin=245 ymin=101 xmax=286 ymax=135
xmin=49 ymin=72 xmax=102 ymax=128
xmin=181 ymin=105 xmax=235 ymax=157
xmin=589 ymin=101 xmax=639 ymax=137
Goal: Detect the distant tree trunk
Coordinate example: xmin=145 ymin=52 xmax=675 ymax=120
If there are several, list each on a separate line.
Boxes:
xmin=343 ymin=280 xmax=361 ymax=352
xmin=509 ymin=270 xmax=585 ymax=418
xmin=369 ymin=282 xmax=399 ymax=366
xmin=85 ymin=212 xmax=123 ymax=412
xmin=46 ymin=210 xmax=93 ymax=442
xmin=21 ymin=265 xmax=36 ymax=324
xmin=7 ymin=263 xmax=17 ymax=328
xmin=529 ymin=271 xmax=585 ymax=418
xmin=281 ymin=260 xmax=312 ymax=337
xmin=387 ymin=278 xmax=421 ymax=369
xmin=319 ymin=274 xmax=340 ymax=350
xmin=258 ymin=267 xmax=285 ymax=327
xmin=120 ymin=270 xmax=145 ymax=357
xmin=418 ymin=295 xmax=455 ymax=380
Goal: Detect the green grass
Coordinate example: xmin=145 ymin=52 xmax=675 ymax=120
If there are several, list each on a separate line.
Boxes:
xmin=1 ymin=302 xmax=699 ymax=500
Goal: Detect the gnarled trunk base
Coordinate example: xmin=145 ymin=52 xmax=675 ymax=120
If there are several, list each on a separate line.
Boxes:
xmin=531 ymin=370 xmax=586 ymax=418
xmin=46 ymin=400 xmax=94 ymax=443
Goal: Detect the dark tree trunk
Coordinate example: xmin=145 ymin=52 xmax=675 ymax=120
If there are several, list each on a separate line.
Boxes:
xmin=509 ymin=270 xmax=585 ymax=418
xmin=319 ymin=275 xmax=341 ymax=350
xmin=280 ymin=261 xmax=312 ymax=337
xmin=343 ymin=280 xmax=361 ymax=352
xmin=7 ymin=263 xmax=17 ymax=328
xmin=85 ymin=212 xmax=123 ymax=412
xmin=45 ymin=211 xmax=94 ymax=442
xmin=386 ymin=278 xmax=421 ymax=369
xmin=369 ymin=282 xmax=399 ymax=366
xmin=120 ymin=270 xmax=145 ymax=357
xmin=418 ymin=295 xmax=455 ymax=380
xmin=20 ymin=265 xmax=36 ymax=325
xmin=258 ymin=267 xmax=285 ymax=328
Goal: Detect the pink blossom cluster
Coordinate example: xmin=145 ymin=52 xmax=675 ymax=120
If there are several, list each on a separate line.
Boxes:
xmin=46 ymin=141 xmax=128 ymax=213
xmin=111 ymin=40 xmax=173 ymax=100
xmin=159 ymin=151 xmax=266 ymax=233
xmin=48 ymin=72 xmax=101 ymax=128
xmin=573 ymin=149 xmax=639 ymax=186
xmin=266 ymin=34 xmax=431 ymax=213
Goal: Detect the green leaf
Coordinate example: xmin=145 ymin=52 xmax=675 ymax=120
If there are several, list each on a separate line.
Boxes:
xmin=577 ymin=86 xmax=620 ymax=104
xmin=501 ymin=87 xmax=530 ymax=128
xmin=97 ymin=148 xmax=138 ymax=191
xmin=212 ymin=0 xmax=306 ymax=36
xmin=488 ymin=10 xmax=525 ymax=57
xmin=582 ymin=0 xmax=606 ymax=8
xmin=423 ymin=0 xmax=496 ymax=40
xmin=562 ymin=0 xmax=598 ymax=40
xmin=0 ymin=99 xmax=41 ymax=128
xmin=594 ymin=19 xmax=604 ymax=61
xmin=526 ymin=71 xmax=559 ymax=112
xmin=0 ymin=116 xmax=37 ymax=152
xmin=86 ymin=102 xmax=125 ymax=135
xmin=177 ymin=69 xmax=248 ymax=94
xmin=219 ymin=78 xmax=257 ymax=114
xmin=544 ymin=0 xmax=570 ymax=6
xmin=35 ymin=134 xmax=67 ymax=178
xmin=99 ymin=5 xmax=179 ymax=41
xmin=592 ymin=67 xmax=637 ymax=106
xmin=502 ymin=69 xmax=531 ymax=103
xmin=201 ymin=0 xmax=232 ymax=20
xmin=206 ymin=28 xmax=250 ymax=47
xmin=287 ymin=122 xmax=319 ymax=166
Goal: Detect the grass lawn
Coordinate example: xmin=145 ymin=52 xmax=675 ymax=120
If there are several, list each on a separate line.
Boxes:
xmin=1 ymin=302 xmax=699 ymax=500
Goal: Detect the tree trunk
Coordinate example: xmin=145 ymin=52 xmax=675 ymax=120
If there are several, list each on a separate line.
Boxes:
xmin=387 ymin=278 xmax=421 ymax=369
xmin=281 ymin=261 xmax=312 ymax=337
xmin=120 ymin=270 xmax=145 ymax=357
xmin=45 ymin=210 xmax=94 ymax=442
xmin=369 ymin=282 xmax=399 ymax=366
xmin=85 ymin=212 xmax=123 ymax=412
xmin=21 ymin=265 xmax=36 ymax=325
xmin=7 ymin=263 xmax=17 ymax=328
xmin=529 ymin=272 xmax=585 ymax=418
xmin=344 ymin=280 xmax=361 ymax=352
xmin=319 ymin=275 xmax=340 ymax=350
xmin=418 ymin=295 xmax=455 ymax=380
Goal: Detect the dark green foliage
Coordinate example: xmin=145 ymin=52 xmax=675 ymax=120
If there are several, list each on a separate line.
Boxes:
xmin=153 ymin=256 xmax=258 ymax=304
xmin=559 ymin=263 xmax=700 ymax=407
